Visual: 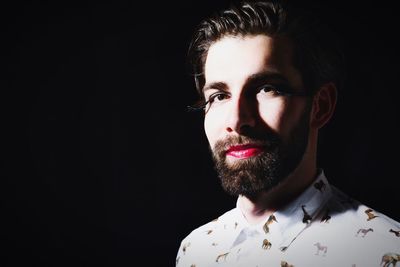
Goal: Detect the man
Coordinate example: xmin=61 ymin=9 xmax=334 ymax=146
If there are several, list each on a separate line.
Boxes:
xmin=176 ymin=1 xmax=400 ymax=266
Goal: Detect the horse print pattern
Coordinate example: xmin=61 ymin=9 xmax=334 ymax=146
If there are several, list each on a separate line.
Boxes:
xmin=389 ymin=229 xmax=400 ymax=237
xmin=355 ymin=228 xmax=373 ymax=237
xmin=176 ymin=174 xmax=400 ymax=267
xmin=365 ymin=208 xmax=379 ymax=221
xmin=313 ymin=242 xmax=328 ymax=256
xmin=381 ymin=253 xmax=400 ymax=267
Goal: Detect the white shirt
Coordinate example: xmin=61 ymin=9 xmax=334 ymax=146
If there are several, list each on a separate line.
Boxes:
xmin=176 ymin=171 xmax=400 ymax=267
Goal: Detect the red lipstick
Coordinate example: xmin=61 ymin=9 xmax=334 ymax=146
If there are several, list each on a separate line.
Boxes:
xmin=226 ymin=144 xmax=264 ymax=159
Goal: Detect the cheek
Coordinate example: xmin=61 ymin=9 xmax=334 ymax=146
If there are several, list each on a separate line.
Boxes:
xmin=260 ymin=99 xmax=309 ymax=138
xmin=204 ymin=113 xmax=219 ymax=148
xmin=258 ymin=101 xmax=287 ymax=131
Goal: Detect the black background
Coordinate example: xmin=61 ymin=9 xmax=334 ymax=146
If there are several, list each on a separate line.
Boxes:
xmin=3 ymin=1 xmax=399 ymax=266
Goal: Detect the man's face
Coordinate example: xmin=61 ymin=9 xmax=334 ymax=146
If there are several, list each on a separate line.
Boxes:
xmin=203 ymin=34 xmax=312 ymax=197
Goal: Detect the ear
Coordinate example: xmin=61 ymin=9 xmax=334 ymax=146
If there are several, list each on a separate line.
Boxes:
xmin=310 ymin=82 xmax=337 ymax=129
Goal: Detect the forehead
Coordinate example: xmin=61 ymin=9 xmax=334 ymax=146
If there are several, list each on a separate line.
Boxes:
xmin=204 ymin=34 xmax=302 ymax=90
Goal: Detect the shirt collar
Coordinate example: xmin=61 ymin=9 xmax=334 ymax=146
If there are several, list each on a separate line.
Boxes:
xmin=233 ymin=169 xmax=332 ymax=251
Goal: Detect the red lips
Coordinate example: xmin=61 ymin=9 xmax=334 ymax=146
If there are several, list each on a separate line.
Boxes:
xmin=226 ymin=144 xmax=264 ymax=159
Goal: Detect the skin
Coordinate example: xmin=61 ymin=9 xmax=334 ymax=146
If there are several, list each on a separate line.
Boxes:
xmin=203 ymin=34 xmax=337 ymax=224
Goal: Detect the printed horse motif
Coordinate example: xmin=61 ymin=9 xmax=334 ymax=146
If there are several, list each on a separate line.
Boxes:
xmin=314 ymin=242 xmax=328 ymax=256
xmin=365 ymin=208 xmax=379 ymax=221
xmin=262 ymin=239 xmax=272 ymax=250
xmin=381 ymin=253 xmax=400 ymax=267
xmin=355 ymin=228 xmax=373 ymax=237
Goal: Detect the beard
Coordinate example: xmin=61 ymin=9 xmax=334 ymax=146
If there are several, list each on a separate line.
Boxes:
xmin=210 ymin=108 xmax=311 ymax=198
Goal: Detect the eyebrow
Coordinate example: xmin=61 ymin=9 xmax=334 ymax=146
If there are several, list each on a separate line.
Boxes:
xmin=202 ymin=71 xmax=291 ymax=93
xmin=246 ymin=71 xmax=290 ymax=86
xmin=203 ymin=82 xmax=228 ymax=94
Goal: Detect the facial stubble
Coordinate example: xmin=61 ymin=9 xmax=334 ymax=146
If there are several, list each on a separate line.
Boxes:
xmin=210 ymin=108 xmax=311 ymax=198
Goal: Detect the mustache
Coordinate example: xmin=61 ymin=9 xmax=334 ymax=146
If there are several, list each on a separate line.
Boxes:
xmin=213 ymin=133 xmax=281 ymax=153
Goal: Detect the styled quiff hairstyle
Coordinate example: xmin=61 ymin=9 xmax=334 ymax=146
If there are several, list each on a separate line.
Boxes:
xmin=188 ymin=0 xmax=345 ymax=99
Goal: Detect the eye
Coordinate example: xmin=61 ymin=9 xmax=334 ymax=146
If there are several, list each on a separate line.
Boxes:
xmin=258 ymin=84 xmax=286 ymax=97
xmin=207 ymin=91 xmax=230 ymax=104
xmin=186 ymin=91 xmax=230 ymax=112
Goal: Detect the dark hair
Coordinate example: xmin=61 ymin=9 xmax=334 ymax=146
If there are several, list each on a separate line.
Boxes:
xmin=188 ymin=0 xmax=345 ymax=99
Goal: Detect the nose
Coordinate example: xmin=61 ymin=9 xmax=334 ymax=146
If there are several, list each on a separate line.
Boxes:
xmin=226 ymin=95 xmax=257 ymax=134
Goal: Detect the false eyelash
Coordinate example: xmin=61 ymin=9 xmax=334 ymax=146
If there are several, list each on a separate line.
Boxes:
xmin=187 ymin=99 xmax=209 ymax=112
xmin=187 ymin=105 xmax=205 ymax=112
xmin=187 ymin=103 xmax=207 ymax=112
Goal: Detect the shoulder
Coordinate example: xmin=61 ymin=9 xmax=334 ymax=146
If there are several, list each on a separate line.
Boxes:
xmin=325 ymin=185 xmax=400 ymax=247
xmin=178 ymin=207 xmax=237 ymax=245
xmin=311 ymin=185 xmax=400 ymax=265
xmin=176 ymin=207 xmax=238 ymax=266
xmin=328 ymin=185 xmax=400 ymax=229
